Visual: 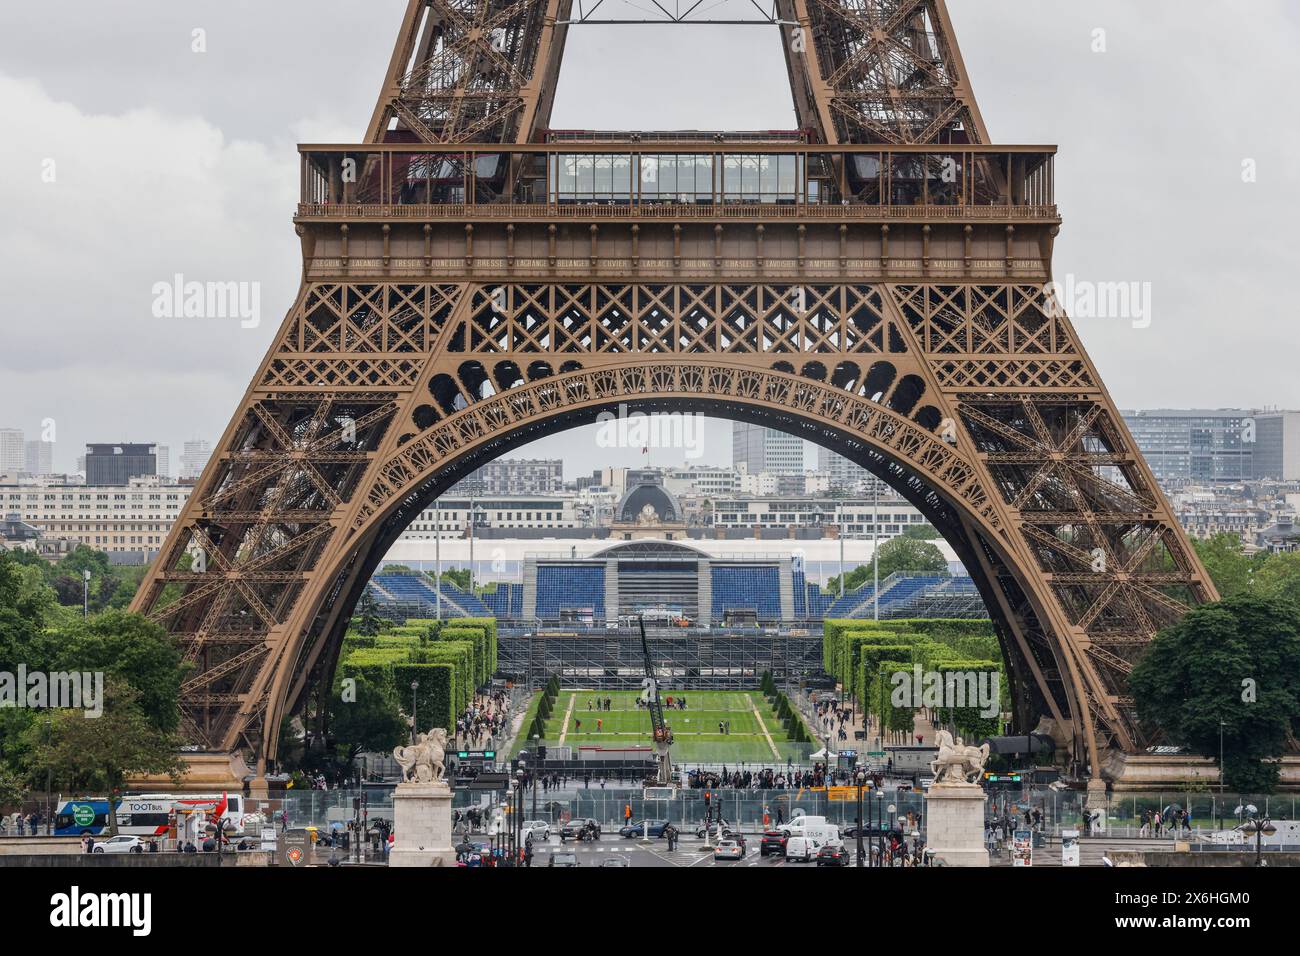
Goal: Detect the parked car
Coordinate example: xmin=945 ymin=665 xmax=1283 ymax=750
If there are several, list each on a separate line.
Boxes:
xmin=520 ymin=820 xmax=551 ymax=842
xmin=599 ymin=856 xmax=631 ymax=867
xmin=619 ymin=819 xmax=670 ymax=839
xmin=547 ymin=850 xmax=580 ymax=867
xmin=759 ymin=830 xmax=788 ymax=857
xmin=816 ymin=842 xmax=850 ymax=867
xmin=714 ymin=839 xmax=745 ymax=860
xmin=560 ymin=818 xmax=601 ymax=841
xmin=94 ymin=836 xmax=144 ymax=854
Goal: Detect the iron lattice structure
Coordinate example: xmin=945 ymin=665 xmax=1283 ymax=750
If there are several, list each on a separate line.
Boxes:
xmin=131 ymin=0 xmax=1215 ymax=778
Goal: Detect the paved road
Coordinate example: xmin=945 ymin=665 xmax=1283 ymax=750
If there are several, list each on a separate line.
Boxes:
xmin=530 ymin=835 xmax=814 ymax=868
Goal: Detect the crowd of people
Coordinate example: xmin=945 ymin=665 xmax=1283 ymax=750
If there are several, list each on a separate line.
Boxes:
xmin=0 ymin=812 xmax=45 ymax=836
xmin=455 ymin=690 xmax=511 ymax=749
xmin=815 ymin=699 xmax=854 ymax=744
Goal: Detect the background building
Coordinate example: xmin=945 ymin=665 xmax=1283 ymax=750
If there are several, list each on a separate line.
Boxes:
xmin=1122 ymin=410 xmax=1254 ymax=485
xmin=23 ymin=440 xmax=54 ymax=476
xmin=180 ymin=439 xmax=213 ymax=479
xmin=731 ymin=422 xmax=804 ymax=475
xmin=1252 ymin=411 xmax=1300 ymax=481
xmin=0 ymin=428 xmax=24 ymax=476
xmin=85 ymin=443 xmax=157 ymax=487
xmin=0 ymin=475 xmax=191 ymax=558
xmin=458 ymin=458 xmax=563 ymax=496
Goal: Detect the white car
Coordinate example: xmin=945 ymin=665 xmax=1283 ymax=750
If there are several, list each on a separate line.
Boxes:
xmin=714 ymin=840 xmax=745 ymax=860
xmin=521 ymin=820 xmax=551 ymax=842
xmin=93 ymin=835 xmax=145 ymax=854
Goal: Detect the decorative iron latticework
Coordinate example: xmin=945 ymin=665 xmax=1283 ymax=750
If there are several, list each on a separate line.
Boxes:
xmin=132 ymin=0 xmax=1214 ymax=781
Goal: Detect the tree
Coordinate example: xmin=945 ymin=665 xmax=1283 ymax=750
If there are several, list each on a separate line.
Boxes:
xmin=22 ymin=680 xmax=187 ymax=833
xmin=1191 ymin=534 xmax=1261 ymax=597
xmin=873 ymin=536 xmax=949 ymax=578
xmin=901 ymin=523 xmax=942 ymax=541
xmin=328 ymin=675 xmax=407 ymax=764
xmin=430 ymin=568 xmax=472 ymax=591
xmin=54 ymin=611 xmax=187 ymax=733
xmin=1130 ymin=595 xmax=1300 ymax=793
xmin=351 ymin=591 xmax=385 ymax=637
xmin=0 ymin=765 xmax=26 ymax=812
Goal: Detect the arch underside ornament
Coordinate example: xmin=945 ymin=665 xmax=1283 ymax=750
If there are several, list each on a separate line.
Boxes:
xmin=130 ymin=0 xmax=1216 ymax=774
xmin=134 ymin=276 xmax=1211 ymax=765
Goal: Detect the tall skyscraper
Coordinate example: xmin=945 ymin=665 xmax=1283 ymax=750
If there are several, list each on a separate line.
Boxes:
xmin=0 ymin=428 xmax=24 ymax=475
xmin=85 ymin=443 xmax=157 ymax=486
xmin=156 ymin=445 xmax=171 ymax=479
xmin=24 ymin=439 xmax=53 ymax=475
xmin=731 ymin=422 xmax=805 ymax=474
xmin=180 ymin=439 xmax=213 ymax=479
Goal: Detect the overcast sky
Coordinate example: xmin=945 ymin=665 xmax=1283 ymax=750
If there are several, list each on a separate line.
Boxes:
xmin=1 ymin=0 xmax=1296 ymax=477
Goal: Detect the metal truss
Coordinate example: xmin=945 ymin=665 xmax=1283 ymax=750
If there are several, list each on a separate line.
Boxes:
xmin=130 ymin=0 xmax=1215 ymax=780
xmin=499 ymin=628 xmax=825 ymax=688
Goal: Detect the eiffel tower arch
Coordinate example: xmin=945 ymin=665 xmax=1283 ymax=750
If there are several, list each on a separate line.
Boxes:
xmin=131 ymin=0 xmax=1216 ymax=782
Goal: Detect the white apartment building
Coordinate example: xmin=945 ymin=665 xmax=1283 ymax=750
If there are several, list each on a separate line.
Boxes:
xmin=398 ymin=495 xmax=581 ymax=539
xmin=710 ymin=495 xmax=925 ymax=534
xmin=0 ymin=476 xmax=191 ymax=553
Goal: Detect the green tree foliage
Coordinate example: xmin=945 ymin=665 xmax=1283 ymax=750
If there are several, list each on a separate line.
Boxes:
xmin=825 ymin=536 xmax=949 ymax=594
xmin=1130 ymin=595 xmax=1300 ymax=793
xmin=21 ymin=680 xmax=186 ymax=831
xmin=53 ymin=611 xmax=186 ymax=733
xmin=328 ymin=674 xmax=407 ymax=763
xmin=900 ymin=523 xmax=942 ymax=541
xmin=351 ymin=591 xmax=385 ymax=637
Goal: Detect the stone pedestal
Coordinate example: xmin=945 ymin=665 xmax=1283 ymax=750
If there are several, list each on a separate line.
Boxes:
xmin=923 ymin=784 xmax=989 ymax=867
xmin=389 ymin=782 xmax=456 ymax=867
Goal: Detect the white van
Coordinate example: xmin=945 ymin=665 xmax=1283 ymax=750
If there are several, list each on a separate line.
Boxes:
xmin=785 ymin=836 xmax=813 ymax=862
xmin=781 ymin=814 xmax=840 ymax=849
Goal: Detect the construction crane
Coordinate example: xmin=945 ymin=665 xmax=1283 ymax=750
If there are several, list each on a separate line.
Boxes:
xmin=638 ymin=616 xmax=674 ymax=786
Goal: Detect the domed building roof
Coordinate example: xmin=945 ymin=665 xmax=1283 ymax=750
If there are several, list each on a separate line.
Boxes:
xmin=614 ymin=480 xmax=684 ymax=526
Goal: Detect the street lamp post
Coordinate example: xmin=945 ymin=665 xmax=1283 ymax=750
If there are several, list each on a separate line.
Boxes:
xmin=1218 ymin=720 xmax=1226 ymax=794
xmin=82 ymin=568 xmax=91 ymax=619
xmin=434 ymin=499 xmax=442 ymax=621
xmin=410 ymin=680 xmax=419 ymax=743
xmin=872 ymin=479 xmax=879 ymax=621
xmin=531 ymin=734 xmax=540 ymax=820
xmin=855 ymin=771 xmax=866 ymax=867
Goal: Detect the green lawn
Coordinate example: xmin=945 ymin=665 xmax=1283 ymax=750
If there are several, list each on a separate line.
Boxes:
xmin=532 ymin=689 xmax=811 ymax=763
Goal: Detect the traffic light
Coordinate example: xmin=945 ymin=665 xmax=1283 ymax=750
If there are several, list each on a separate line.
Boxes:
xmin=537 ymin=745 xmax=547 ymax=760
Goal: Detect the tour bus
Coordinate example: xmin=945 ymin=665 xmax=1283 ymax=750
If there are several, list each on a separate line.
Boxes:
xmin=53 ymin=798 xmax=112 ymax=836
xmin=54 ymin=793 xmax=254 ymax=837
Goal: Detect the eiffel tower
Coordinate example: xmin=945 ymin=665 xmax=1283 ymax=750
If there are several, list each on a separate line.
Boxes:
xmin=131 ymin=0 xmax=1216 ymax=788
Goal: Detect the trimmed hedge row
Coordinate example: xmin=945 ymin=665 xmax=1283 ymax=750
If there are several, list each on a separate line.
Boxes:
xmin=823 ymin=617 xmax=1008 ymax=740
xmin=336 ymin=616 xmax=499 ymax=735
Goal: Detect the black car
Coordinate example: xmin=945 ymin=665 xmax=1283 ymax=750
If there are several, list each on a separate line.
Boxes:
xmin=561 ymin=818 xmax=601 ymax=841
xmin=816 ymin=843 xmax=850 ymax=867
xmin=759 ymin=830 xmax=788 ymax=857
xmin=619 ymin=819 xmax=670 ymax=839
